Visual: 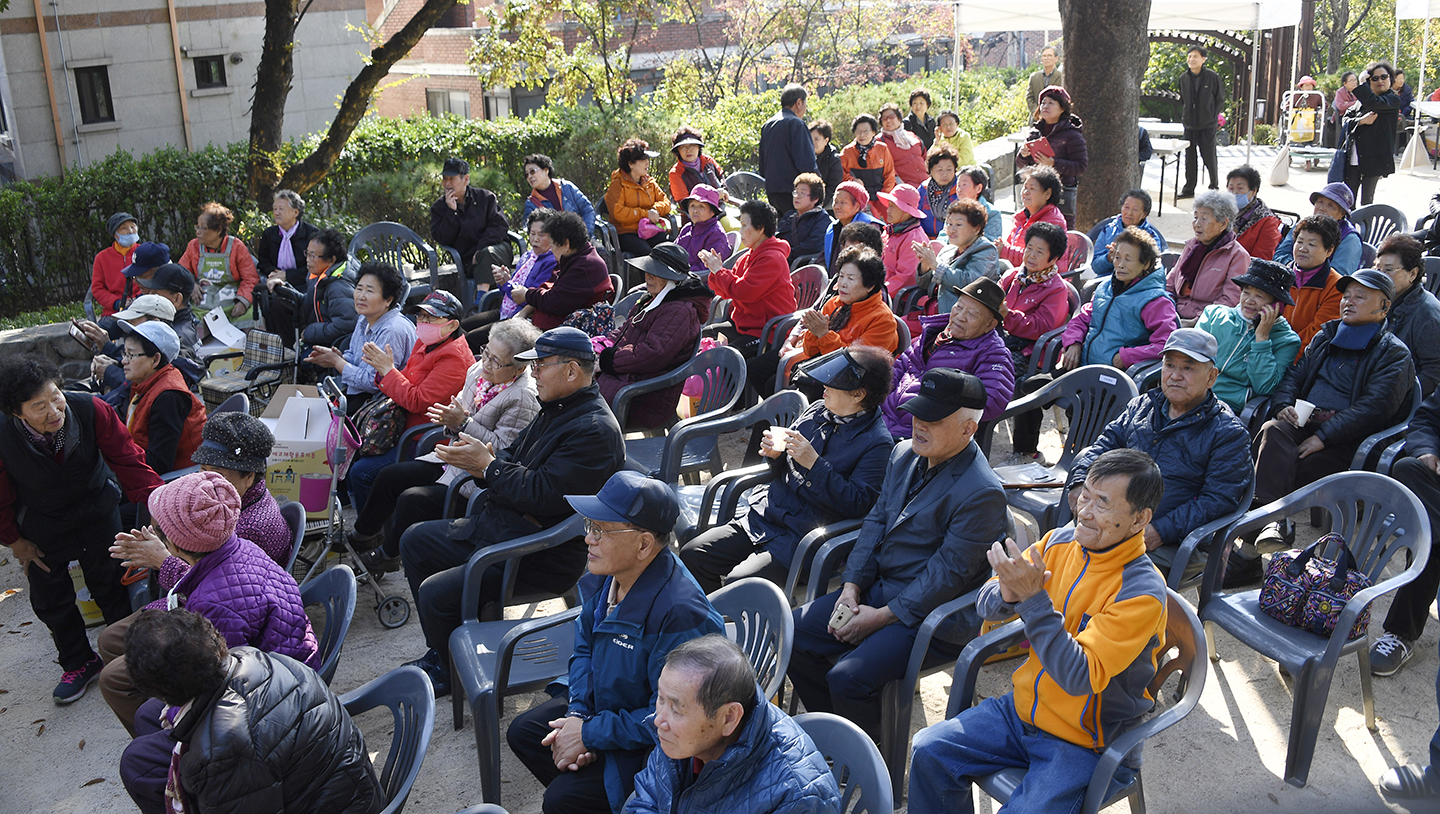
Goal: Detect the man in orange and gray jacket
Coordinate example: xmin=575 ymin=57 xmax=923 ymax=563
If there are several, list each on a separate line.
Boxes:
xmin=906 ymin=448 xmax=1169 ymax=814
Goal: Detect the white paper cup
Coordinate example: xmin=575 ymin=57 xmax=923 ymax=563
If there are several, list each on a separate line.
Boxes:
xmin=1294 ymin=399 xmax=1316 ymax=427
xmin=766 ymin=427 xmax=787 ymax=454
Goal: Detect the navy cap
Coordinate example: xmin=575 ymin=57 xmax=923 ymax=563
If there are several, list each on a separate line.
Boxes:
xmin=566 ymin=470 xmax=681 ymax=535
xmin=442 ymin=157 xmax=471 ymax=177
xmin=514 ymin=326 xmax=597 ymax=361
xmin=405 ymin=290 xmax=464 ymax=321
xmin=899 ymin=368 xmax=987 ymax=422
xmin=136 ymin=262 xmax=195 ymax=297
xmin=123 ymin=242 xmax=171 ymax=277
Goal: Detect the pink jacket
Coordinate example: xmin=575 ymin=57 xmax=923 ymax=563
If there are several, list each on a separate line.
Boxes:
xmin=1000 ymin=268 xmax=1069 ymax=344
xmin=879 ymin=130 xmax=928 ymax=186
xmin=999 ymin=204 xmax=1067 ymax=267
xmin=883 ymin=220 xmax=926 ymax=335
xmin=1165 ymin=237 xmax=1250 ymax=320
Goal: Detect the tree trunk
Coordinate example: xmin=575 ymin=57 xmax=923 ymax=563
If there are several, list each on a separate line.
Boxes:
xmin=1058 ymin=0 xmax=1151 ymax=232
xmin=1325 ymin=0 xmax=1348 ymax=73
xmin=246 ymin=0 xmax=300 ymax=204
xmin=273 ymin=0 xmax=459 ymax=196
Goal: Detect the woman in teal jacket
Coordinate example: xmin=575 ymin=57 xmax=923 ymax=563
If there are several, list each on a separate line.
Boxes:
xmin=1196 ymin=258 xmax=1302 ymax=411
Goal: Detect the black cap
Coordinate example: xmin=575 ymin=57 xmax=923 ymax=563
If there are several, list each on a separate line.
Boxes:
xmin=1337 ymin=268 xmax=1397 ymax=301
xmin=137 ymin=262 xmax=195 ymax=297
xmin=565 ymin=470 xmax=681 ymax=535
xmin=514 ymin=327 xmax=598 ymax=361
xmin=405 ymin=290 xmax=464 ymax=320
xmin=624 ymin=243 xmax=691 ymax=282
xmin=442 ymin=157 xmax=471 ymax=177
xmin=1232 ymin=258 xmax=1296 ymax=306
xmin=899 ymin=368 xmax=987 ymax=422
xmin=107 ymin=212 xmax=137 ymax=236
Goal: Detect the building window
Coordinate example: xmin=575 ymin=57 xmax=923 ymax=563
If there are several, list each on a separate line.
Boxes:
xmin=426 ymin=89 xmax=470 ymax=118
xmin=194 ymin=56 xmax=227 ymax=90
xmin=74 ymin=66 xmax=114 ymax=124
xmin=484 ymin=92 xmax=511 ymax=120
xmin=435 ymin=4 xmax=472 ymax=27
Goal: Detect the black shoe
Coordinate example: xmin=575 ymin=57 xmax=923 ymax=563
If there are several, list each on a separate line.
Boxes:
xmin=359 ymin=545 xmax=401 ymax=574
xmin=1223 ymin=549 xmax=1264 ymax=589
xmin=1177 ymin=188 xmax=1196 ymax=199
xmin=403 ymin=649 xmax=451 ymax=697
xmin=54 ymin=655 xmax=104 ymax=704
xmin=1255 ymin=519 xmax=1295 ymax=551
xmin=333 ymin=528 xmax=380 ymax=553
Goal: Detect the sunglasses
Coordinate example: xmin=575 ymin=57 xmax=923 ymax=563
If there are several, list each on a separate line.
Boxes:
xmin=1371 ymin=74 xmax=1391 ymax=81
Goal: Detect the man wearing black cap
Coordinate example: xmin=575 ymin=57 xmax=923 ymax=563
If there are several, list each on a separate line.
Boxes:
xmin=431 ymin=156 xmax=512 ymax=297
xmin=786 ymin=367 xmax=1007 ymax=739
xmin=506 ymin=470 xmax=723 ymax=814
xmin=1231 ymin=268 xmax=1416 ymax=585
xmin=397 ymin=326 xmax=625 ymax=696
xmin=135 ymin=262 xmax=201 ymax=352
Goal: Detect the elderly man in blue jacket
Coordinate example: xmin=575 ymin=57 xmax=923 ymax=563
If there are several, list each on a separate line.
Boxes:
xmin=508 ymin=471 xmax=724 ymax=814
xmin=626 ymin=634 xmax=841 ymax=814
xmin=786 ymin=368 xmax=1008 ymax=739
xmin=1065 ymin=329 xmax=1253 ymax=582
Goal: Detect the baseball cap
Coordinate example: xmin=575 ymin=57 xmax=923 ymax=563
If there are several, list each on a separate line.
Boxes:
xmin=113 ymin=293 xmax=177 ymax=322
xmin=514 ymin=326 xmax=598 ymax=361
xmin=566 ymin=470 xmax=681 ymax=535
xmin=122 ymin=242 xmax=171 ymax=277
xmin=1337 ymin=268 xmax=1397 ymax=301
xmin=899 ymin=368 xmax=987 ymax=422
xmin=1162 ymin=327 xmax=1220 ymax=364
xmin=442 ymin=157 xmax=471 ymax=177
xmin=404 ymin=290 xmax=464 ymax=321
xmin=136 ymin=263 xmax=195 ymax=297
xmin=119 ymin=319 xmax=181 ymax=364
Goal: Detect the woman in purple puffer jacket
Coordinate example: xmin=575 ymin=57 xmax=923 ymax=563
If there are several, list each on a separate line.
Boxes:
xmin=99 ymin=471 xmax=317 ymax=735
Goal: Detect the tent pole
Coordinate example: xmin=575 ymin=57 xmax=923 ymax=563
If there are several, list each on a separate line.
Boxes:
xmin=1247 ymin=27 xmax=1260 ymax=164
xmin=1395 ymin=15 xmax=1402 ymax=66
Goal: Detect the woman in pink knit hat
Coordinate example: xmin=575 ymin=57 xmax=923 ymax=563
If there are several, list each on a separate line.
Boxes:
xmin=97 ymin=471 xmax=318 ymax=736
xmin=824 ymin=180 xmax=880 ymax=272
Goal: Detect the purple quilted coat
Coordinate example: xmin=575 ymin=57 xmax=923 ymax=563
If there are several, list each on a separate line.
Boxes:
xmin=172 ymin=534 xmax=319 ymax=670
xmin=881 ymin=313 xmax=1016 ymax=436
xmin=152 ymin=479 xmax=291 ymax=600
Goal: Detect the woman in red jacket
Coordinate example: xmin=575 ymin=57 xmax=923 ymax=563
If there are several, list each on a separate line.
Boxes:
xmin=346 ymin=290 xmax=473 ymax=513
xmin=179 ymin=202 xmax=260 ymax=321
xmin=91 ymin=211 xmax=141 ymax=317
xmin=878 ymin=103 xmax=928 ymax=187
xmin=1228 ymin=165 xmax=1282 ymax=261
xmin=700 ymin=199 xmax=797 ymax=358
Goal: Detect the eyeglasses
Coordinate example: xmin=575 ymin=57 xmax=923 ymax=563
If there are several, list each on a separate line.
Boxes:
xmin=120 ymin=351 xmax=150 ymax=361
xmin=305 ymin=250 xmax=326 ymax=259
xmin=480 ymin=350 xmax=516 ymax=369
xmin=584 ymin=521 xmax=643 ymax=539
xmin=533 ymin=360 xmax=572 ymax=370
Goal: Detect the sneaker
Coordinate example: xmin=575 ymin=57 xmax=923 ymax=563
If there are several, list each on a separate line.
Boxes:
xmin=1370 ymin=633 xmax=1415 ymax=677
xmin=53 ymin=655 xmax=103 ymax=704
xmin=1379 ymin=764 xmax=1440 ymax=800
xmin=1222 ymin=549 xmax=1264 ymax=589
xmin=403 ymin=649 xmax=451 ymax=698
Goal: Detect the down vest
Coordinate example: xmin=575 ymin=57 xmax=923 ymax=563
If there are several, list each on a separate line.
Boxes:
xmin=625 ymin=685 xmax=842 ymax=814
xmin=1067 ymin=389 xmax=1253 ymax=548
xmin=173 ymin=534 xmax=320 ymax=670
xmin=174 ymin=648 xmax=384 ymax=814
xmin=883 ymin=316 xmax=1015 ymax=435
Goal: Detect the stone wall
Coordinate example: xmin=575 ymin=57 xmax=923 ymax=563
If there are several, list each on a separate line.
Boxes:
xmin=0 ymin=322 xmax=95 ymax=382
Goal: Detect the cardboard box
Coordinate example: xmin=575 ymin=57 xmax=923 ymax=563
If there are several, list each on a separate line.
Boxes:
xmin=260 ymin=385 xmax=334 ymax=521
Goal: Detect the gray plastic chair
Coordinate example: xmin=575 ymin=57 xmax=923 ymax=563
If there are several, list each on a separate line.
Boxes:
xmin=1360 ymin=241 xmax=1378 ymax=268
xmin=453 ymin=807 xmax=510 ymax=814
xmin=793 ymin=712 xmax=893 ymax=814
xmin=990 ymin=365 xmax=1139 ymax=531
xmin=613 ymin=290 xmax=646 ymax=326
xmin=1423 ymin=256 xmax=1440 ymax=296
xmin=338 ymin=665 xmax=435 ymax=814
xmin=1349 ymin=203 xmax=1409 ymax=245
xmin=1024 ymin=280 xmax=1082 ymax=379
xmin=280 ymin=500 xmax=306 ymax=576
xmin=1164 ymin=477 xmax=1256 ymax=592
xmin=350 ymin=222 xmax=439 ymax=305
xmin=617 ymin=346 xmax=746 ymax=481
xmin=214 ymin=393 xmax=249 ymax=415
xmin=1198 ymin=471 xmax=1431 ymax=787
xmin=725 ymin=171 xmax=767 ymax=203
xmin=792 ymin=264 xmax=827 ymax=310
xmin=708 ymin=578 xmax=793 ymax=699
xmin=301 ymin=563 xmax=356 ymax=685
xmin=949 ymin=589 xmax=1207 ymax=814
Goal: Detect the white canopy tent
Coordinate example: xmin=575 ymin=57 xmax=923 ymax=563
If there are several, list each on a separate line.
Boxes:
xmin=1397 ymin=0 xmax=1437 ymax=169
xmin=948 ymin=0 xmax=1304 ymax=162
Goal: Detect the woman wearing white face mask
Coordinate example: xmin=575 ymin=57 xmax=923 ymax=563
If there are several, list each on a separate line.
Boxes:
xmin=1226 ymin=165 xmax=1282 ymax=261
xmin=91 ymin=211 xmax=143 ymax=317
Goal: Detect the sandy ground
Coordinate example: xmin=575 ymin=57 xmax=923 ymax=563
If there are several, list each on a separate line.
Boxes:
xmin=5 ymin=147 xmax=1440 ymax=813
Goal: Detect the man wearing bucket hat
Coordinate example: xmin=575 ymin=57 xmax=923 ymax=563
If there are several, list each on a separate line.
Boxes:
xmin=431 ymin=156 xmax=513 ymax=295
xmin=1230 ymin=268 xmax=1416 ymax=586
xmin=1274 ymin=182 xmax=1364 ymax=278
xmin=507 ymin=470 xmax=722 ymax=814
xmin=1064 ymin=328 xmax=1253 ymax=580
xmin=787 ymin=368 xmax=1008 ymax=739
xmin=1194 ymin=258 xmax=1303 ymax=411
xmin=675 ymin=184 xmax=730 ymax=274
xmin=598 ymin=244 xmax=712 ymax=429
xmin=397 ymin=326 xmax=625 ymax=696
xmin=91 ymin=211 xmax=143 ymax=317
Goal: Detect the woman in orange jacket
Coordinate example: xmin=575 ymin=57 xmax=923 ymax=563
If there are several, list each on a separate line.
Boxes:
xmin=179 ymin=201 xmax=260 ymax=321
xmin=839 ymin=114 xmax=897 ymax=220
xmin=604 ymin=138 xmax=673 ymax=263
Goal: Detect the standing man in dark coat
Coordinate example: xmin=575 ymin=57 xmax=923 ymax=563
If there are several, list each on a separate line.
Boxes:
xmin=430 ymin=157 xmax=513 ymax=297
xmin=1178 ymin=45 xmax=1224 ymax=198
xmin=759 ymin=84 xmax=819 ymax=218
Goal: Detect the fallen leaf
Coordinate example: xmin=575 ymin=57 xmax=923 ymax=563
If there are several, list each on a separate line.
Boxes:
xmin=1 ymin=707 xmax=7 ymax=714
xmin=18 ymin=621 xmax=30 ymax=626
xmin=1267 ymin=793 xmax=1278 ymax=804
xmin=81 ymin=778 xmax=105 ymax=787
xmin=30 ymin=718 xmax=43 ymax=724
xmin=0 ymin=689 xmax=8 ymax=693
xmin=7 ymin=630 xmax=19 ymax=634
xmin=78 ymin=739 xmax=85 ymax=750
xmin=36 ymin=724 xmax=44 ymax=735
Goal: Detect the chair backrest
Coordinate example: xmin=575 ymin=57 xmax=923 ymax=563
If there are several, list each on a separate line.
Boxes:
xmin=1350 ymin=203 xmax=1409 ymax=246
xmin=791 ymin=264 xmax=827 ymax=309
xmin=727 ymin=230 xmax=740 ymax=253
xmin=214 ymin=393 xmax=249 ymax=415
xmin=662 ymin=390 xmax=808 ymax=485
xmin=707 ymin=578 xmax=794 ymax=699
xmin=707 ymin=298 xmax=732 ymax=325
xmin=1360 ymin=241 xmax=1378 ymax=269
xmin=339 ymin=665 xmax=436 ymax=814
xmin=724 ymin=247 xmax=748 ymax=270
xmin=609 ymin=273 xmax=624 ymax=305
xmin=1062 ymin=230 xmax=1093 ymax=275
xmin=893 ymin=313 xmax=911 ymax=351
xmin=687 ymin=345 xmax=748 ymax=417
xmin=613 ymin=290 xmax=646 ymax=326
xmin=300 ymin=563 xmax=357 ymax=685
xmin=1424 ymin=256 xmax=1440 ymax=296
xmin=892 ymin=285 xmax=928 ymax=317
xmin=1160 ymin=250 xmax=1181 ymax=271
xmin=280 ymin=501 xmax=305 ymax=575
xmin=1272 ymin=208 xmax=1302 ymax=239
xmin=1035 ymin=365 xmax=1139 ymax=470
xmin=349 ymin=222 xmax=439 ymax=292
xmin=792 ymin=712 xmax=893 ymax=814
xmin=724 ymin=171 xmax=767 ymax=203
xmin=761 ymin=312 xmax=802 ymax=355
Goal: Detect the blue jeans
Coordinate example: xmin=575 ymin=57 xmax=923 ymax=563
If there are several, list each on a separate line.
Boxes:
xmin=345 ymin=445 xmax=401 ymax=514
xmin=908 ymin=694 xmax=1131 ymax=814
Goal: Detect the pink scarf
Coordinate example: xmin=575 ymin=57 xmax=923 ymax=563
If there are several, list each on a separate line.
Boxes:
xmin=474 ymin=377 xmax=514 ymax=410
xmin=884 ymin=125 xmax=918 ymax=151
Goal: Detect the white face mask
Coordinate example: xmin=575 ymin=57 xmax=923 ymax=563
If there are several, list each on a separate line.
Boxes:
xmin=116 ymin=233 xmax=140 ymax=247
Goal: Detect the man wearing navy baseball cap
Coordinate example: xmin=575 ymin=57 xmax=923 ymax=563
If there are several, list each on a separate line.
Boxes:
xmin=394 ymin=325 xmax=626 ymax=702
xmin=507 ymin=470 xmax=723 ymax=814
xmin=787 ymin=367 xmax=1009 ymax=740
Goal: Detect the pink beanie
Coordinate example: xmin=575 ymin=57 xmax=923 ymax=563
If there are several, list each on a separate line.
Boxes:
xmin=147 ymin=471 xmax=240 ymax=553
xmin=835 ymin=180 xmax=870 ymax=211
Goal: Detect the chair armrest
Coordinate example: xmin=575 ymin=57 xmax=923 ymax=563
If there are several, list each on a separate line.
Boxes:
xmin=204 ymin=351 xmax=245 ymax=373
xmin=902 ymin=586 xmax=983 ymax=704
xmin=946 ymin=619 xmax=1027 ymax=718
xmin=1166 ymin=506 xmax=1246 ymax=591
xmin=612 ymin=364 xmax=697 ymax=428
xmin=1126 ymin=360 xmax=1162 ymax=392
xmin=399 ymin=423 xmax=444 ymax=461
xmin=1025 ymin=326 xmax=1067 ymax=379
xmin=437 ymin=244 xmax=464 ymax=269
xmin=1321 ymin=560 xmax=1429 ymax=666
xmin=804 ymin=530 xmax=861 ymax=602
xmin=1376 ymin=437 xmax=1409 ymax=476
xmin=1081 ymin=667 xmax=1204 ymax=814
xmin=444 ymin=475 xmax=479 ymax=519
xmin=459 ymin=514 xmax=586 ymax=624
xmin=246 ymin=359 xmax=295 ymax=381
xmin=694 ymin=463 xmax=773 ymax=534
xmin=661 ymin=399 xmax=787 ymax=486
xmin=493 ymin=607 xmax=583 ymax=696
xmin=785 ymin=519 xmax=864 ymax=602
xmin=1239 ymin=396 xmax=1271 ymax=435
xmin=1352 ymin=421 xmax=1409 ymax=471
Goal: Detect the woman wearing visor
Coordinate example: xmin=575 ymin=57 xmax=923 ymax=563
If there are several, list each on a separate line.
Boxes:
xmin=679 ymin=345 xmax=894 ymax=594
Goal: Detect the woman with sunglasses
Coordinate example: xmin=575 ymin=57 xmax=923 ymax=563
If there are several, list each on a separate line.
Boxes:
xmin=1344 ymin=61 xmax=1403 ymax=206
